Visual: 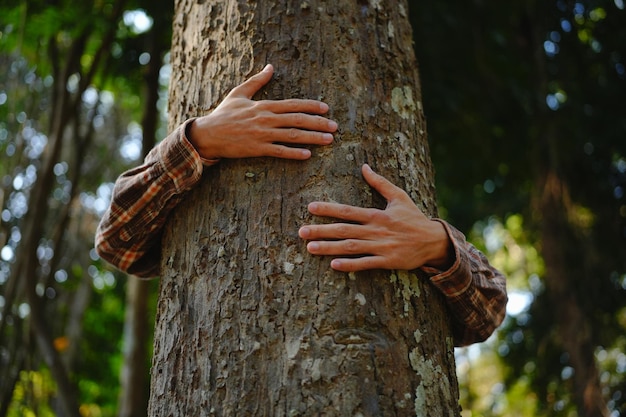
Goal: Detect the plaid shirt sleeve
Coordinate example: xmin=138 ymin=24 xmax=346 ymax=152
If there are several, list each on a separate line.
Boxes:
xmin=421 ymin=219 xmax=508 ymax=347
xmin=95 ymin=119 xmax=211 ymax=278
xmin=95 ymin=119 xmax=506 ymax=342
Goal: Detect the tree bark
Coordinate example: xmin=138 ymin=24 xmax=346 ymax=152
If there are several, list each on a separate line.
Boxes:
xmin=149 ymin=1 xmax=460 ymax=415
xmin=117 ymin=14 xmax=167 ymax=417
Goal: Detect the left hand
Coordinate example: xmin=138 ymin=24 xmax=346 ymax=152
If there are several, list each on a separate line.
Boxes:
xmin=188 ymin=64 xmax=337 ymax=161
xmin=298 ymin=164 xmax=453 ymax=272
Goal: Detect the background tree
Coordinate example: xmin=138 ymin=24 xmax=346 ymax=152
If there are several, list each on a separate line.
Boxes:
xmin=0 ymin=1 xmax=129 ymax=414
xmin=149 ymin=0 xmax=460 ymax=415
xmin=0 ymin=1 xmax=170 ymax=415
xmin=1 ymin=0 xmax=624 ymax=415
xmin=116 ymin=3 xmax=173 ymax=417
xmin=411 ymin=0 xmax=626 ymax=414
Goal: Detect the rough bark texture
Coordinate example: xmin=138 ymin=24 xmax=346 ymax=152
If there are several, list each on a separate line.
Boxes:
xmin=149 ymin=1 xmax=460 ymax=415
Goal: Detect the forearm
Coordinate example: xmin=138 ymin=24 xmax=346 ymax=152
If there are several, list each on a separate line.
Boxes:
xmin=422 ymin=220 xmax=508 ymax=346
xmin=95 ymin=120 xmax=205 ymax=278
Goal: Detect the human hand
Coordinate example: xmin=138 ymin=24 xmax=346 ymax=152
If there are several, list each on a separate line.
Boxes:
xmin=298 ymin=164 xmax=453 ymax=272
xmin=187 ymin=64 xmax=338 ymax=161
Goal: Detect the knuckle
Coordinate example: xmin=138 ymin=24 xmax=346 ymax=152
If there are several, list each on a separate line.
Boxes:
xmin=369 ymin=210 xmax=389 ymax=223
xmin=335 ymin=224 xmax=350 ymax=238
xmin=272 ymin=146 xmax=286 ymax=157
xmin=293 ymin=113 xmax=304 ymax=126
xmin=338 ymin=205 xmax=354 ymax=218
xmin=248 ymin=101 xmax=264 ymax=115
xmin=261 ymin=112 xmax=277 ymax=126
xmin=344 ymin=240 xmax=358 ymax=253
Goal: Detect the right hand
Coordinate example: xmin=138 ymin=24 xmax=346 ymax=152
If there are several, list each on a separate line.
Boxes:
xmin=298 ymin=164 xmax=454 ymax=272
xmin=188 ymin=64 xmax=338 ymax=161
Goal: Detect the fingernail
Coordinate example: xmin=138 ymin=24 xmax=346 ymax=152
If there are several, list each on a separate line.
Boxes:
xmin=263 ymin=64 xmax=273 ymax=72
xmin=320 ymin=102 xmax=329 ymax=112
xmin=322 ymin=133 xmax=334 ymax=143
xmin=308 ymin=242 xmax=319 ymax=251
xmin=328 ymin=120 xmax=338 ymax=131
xmin=299 ymin=227 xmax=309 ymax=238
xmin=308 ymin=202 xmax=318 ymax=212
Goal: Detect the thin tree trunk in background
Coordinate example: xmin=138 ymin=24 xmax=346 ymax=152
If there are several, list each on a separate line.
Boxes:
xmin=117 ymin=20 xmax=165 ymax=417
xmin=16 ymin=41 xmax=83 ymax=417
xmin=525 ymin=4 xmax=609 ymax=414
xmin=150 ymin=0 xmax=459 ymax=415
xmin=539 ymin=172 xmax=608 ymax=417
xmin=118 ymin=279 xmax=151 ymax=417
xmin=0 ymin=2 xmax=127 ymax=414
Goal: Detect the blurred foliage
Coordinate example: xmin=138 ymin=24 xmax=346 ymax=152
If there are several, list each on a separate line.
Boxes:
xmin=1 ymin=0 xmax=625 ymax=416
xmin=411 ymin=0 xmax=626 ymax=415
xmin=0 ymin=0 xmax=169 ymax=415
xmin=8 ymin=369 xmax=56 ymax=417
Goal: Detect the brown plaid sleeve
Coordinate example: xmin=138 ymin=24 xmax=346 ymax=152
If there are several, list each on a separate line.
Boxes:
xmin=421 ymin=219 xmax=508 ymax=346
xmin=95 ymin=119 xmax=207 ymax=278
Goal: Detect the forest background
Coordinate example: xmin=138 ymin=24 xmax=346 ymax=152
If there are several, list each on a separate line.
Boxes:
xmin=0 ymin=0 xmax=625 ymax=416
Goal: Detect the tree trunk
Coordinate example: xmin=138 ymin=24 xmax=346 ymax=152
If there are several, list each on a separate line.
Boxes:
xmin=539 ymin=172 xmax=609 ymax=417
xmin=117 ymin=15 xmax=167 ymax=417
xmin=149 ymin=1 xmax=459 ymax=415
xmin=526 ymin=7 xmax=609 ymax=414
xmin=118 ymin=278 xmax=151 ymax=417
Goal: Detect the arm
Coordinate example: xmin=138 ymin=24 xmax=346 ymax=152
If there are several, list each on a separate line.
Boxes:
xmin=420 ymin=220 xmax=507 ymax=346
xmin=298 ymin=164 xmax=507 ymax=346
xmin=95 ymin=64 xmax=338 ymax=278
xmin=94 ymin=121 xmax=203 ymax=278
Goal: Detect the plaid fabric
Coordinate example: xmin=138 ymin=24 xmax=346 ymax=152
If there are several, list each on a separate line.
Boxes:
xmin=95 ymin=120 xmax=506 ymax=346
xmin=95 ymin=119 xmax=205 ymax=278
xmin=425 ymin=220 xmax=507 ymax=346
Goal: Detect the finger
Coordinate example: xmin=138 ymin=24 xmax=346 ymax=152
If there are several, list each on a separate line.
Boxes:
xmin=260 ymin=98 xmax=330 ymax=115
xmin=361 ymin=164 xmax=407 ymax=203
xmin=272 ymin=113 xmax=338 ymax=133
xmin=228 ymin=64 xmax=274 ymax=99
xmin=299 ymin=223 xmax=368 ymax=241
xmin=330 ymin=256 xmax=388 ymax=272
xmin=307 ymin=202 xmax=375 ymax=224
xmin=306 ymin=238 xmax=379 ymax=257
xmin=269 ymin=129 xmax=335 ymax=146
xmin=264 ymin=144 xmax=312 ymax=160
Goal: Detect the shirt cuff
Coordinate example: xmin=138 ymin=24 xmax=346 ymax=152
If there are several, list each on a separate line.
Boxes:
xmin=152 ymin=119 xmax=205 ymax=193
xmin=420 ymin=219 xmax=473 ymax=297
xmin=182 ymin=118 xmax=221 ymax=167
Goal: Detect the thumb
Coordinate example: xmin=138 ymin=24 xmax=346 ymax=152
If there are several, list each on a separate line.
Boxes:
xmin=227 ymin=64 xmax=274 ymax=99
xmin=361 ymin=164 xmax=405 ymax=203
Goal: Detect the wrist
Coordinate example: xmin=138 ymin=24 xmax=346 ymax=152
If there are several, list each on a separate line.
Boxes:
xmin=424 ymin=220 xmax=454 ymax=270
xmin=185 ymin=118 xmax=222 ymax=163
